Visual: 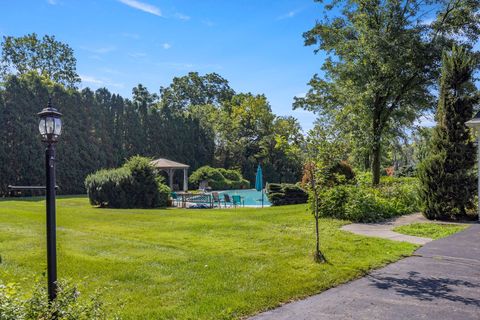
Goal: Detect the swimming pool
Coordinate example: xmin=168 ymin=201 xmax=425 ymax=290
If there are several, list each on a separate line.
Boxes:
xmin=218 ymin=189 xmax=271 ymax=207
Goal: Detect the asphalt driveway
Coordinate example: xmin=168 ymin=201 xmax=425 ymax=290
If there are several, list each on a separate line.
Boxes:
xmin=250 ymin=224 xmax=480 ymax=320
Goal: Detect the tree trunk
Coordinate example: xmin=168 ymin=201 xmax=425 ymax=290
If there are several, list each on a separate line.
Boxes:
xmin=371 ymin=110 xmax=383 ymax=186
xmin=313 ymin=188 xmax=326 ymax=263
xmin=315 ymin=203 xmax=320 ymax=255
xmin=364 ymin=153 xmax=370 ymax=171
xmin=371 ymin=140 xmax=381 ymax=185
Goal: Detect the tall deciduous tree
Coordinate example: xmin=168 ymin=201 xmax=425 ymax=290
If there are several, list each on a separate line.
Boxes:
xmin=160 ymin=72 xmax=235 ymax=113
xmin=295 ymin=0 xmax=479 ymax=185
xmin=1 ymin=33 xmax=80 ymax=87
xmin=418 ymin=46 xmax=478 ymax=220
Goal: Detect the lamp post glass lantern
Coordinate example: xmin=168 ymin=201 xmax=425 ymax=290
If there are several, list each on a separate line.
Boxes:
xmin=38 ymin=103 xmax=62 ymax=142
xmin=38 ymin=99 xmax=62 ymax=301
xmin=465 ymin=111 xmax=480 ymax=223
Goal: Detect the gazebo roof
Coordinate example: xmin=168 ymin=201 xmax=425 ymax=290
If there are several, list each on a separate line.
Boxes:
xmin=151 ymin=158 xmax=189 ymax=169
xmin=466 ymin=111 xmax=480 ymax=128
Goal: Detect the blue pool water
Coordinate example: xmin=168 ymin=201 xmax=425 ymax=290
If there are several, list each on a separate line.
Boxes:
xmin=218 ymin=189 xmax=271 ymax=206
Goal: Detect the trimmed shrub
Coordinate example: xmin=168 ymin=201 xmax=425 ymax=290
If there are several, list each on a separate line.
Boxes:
xmin=218 ymin=168 xmax=242 ymax=181
xmin=266 ymin=183 xmax=308 ymax=206
xmin=85 ymin=156 xmax=170 ymax=208
xmin=189 ymin=166 xmax=250 ymax=190
xmin=314 ymin=177 xmax=420 ymax=222
xmin=84 ymin=167 xmax=133 ymax=208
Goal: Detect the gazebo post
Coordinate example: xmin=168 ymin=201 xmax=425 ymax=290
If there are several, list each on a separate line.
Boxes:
xmin=168 ymin=169 xmax=174 ymax=190
xmin=183 ymin=168 xmax=188 ymax=192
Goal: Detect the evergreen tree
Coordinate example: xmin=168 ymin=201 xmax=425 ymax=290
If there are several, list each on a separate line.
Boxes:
xmin=418 ymin=46 xmax=479 ymax=220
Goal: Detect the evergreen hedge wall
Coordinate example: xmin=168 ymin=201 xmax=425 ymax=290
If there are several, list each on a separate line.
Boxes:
xmin=0 ymin=74 xmax=214 ymax=196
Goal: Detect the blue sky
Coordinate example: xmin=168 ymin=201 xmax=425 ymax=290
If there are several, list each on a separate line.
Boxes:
xmin=0 ymin=0 xmax=329 ymax=131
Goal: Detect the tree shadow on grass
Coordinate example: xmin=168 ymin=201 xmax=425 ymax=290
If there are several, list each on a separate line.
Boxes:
xmin=368 ymin=271 xmax=480 ymax=307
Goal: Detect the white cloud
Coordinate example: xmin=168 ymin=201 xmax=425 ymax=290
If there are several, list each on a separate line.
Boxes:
xmin=80 ymin=75 xmax=124 ymax=88
xmin=162 ymin=43 xmax=171 ymax=49
xmin=47 ymin=0 xmax=58 ymax=5
xmin=118 ymin=0 xmax=162 ymax=17
xmin=80 ymin=46 xmax=116 ymax=54
xmin=100 ymin=68 xmax=123 ymax=75
xmin=277 ymin=8 xmax=302 ymax=20
xmin=80 ymin=75 xmax=104 ymax=85
xmin=175 ymin=13 xmax=190 ymax=21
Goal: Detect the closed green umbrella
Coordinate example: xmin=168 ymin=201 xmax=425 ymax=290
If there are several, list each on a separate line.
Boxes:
xmin=255 ymin=164 xmax=264 ymax=207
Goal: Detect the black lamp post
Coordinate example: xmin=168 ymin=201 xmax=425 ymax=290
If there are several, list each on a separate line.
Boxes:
xmin=38 ymin=99 xmax=62 ymax=301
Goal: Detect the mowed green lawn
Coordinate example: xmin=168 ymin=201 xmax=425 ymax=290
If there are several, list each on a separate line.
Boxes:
xmin=394 ymin=222 xmax=469 ymax=240
xmin=0 ymin=197 xmax=416 ymax=319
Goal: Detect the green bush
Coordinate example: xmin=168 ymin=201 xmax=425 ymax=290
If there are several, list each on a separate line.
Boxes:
xmin=218 ymin=168 xmax=242 ymax=181
xmin=314 ymin=177 xmax=420 ymax=222
xmin=84 ymin=167 xmax=133 ymax=208
xmin=85 ymin=156 xmax=170 ymax=208
xmin=189 ymin=166 xmax=250 ymax=190
xmin=227 ymin=178 xmax=251 ymax=190
xmin=266 ymin=183 xmax=308 ymax=206
xmin=395 ymin=165 xmax=416 ymax=177
xmin=328 ymin=161 xmax=356 ymax=185
xmin=157 ymin=183 xmax=171 ymax=208
xmin=0 ymin=280 xmax=117 ymax=320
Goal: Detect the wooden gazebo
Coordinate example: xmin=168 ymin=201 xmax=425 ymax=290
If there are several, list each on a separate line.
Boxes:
xmin=150 ymin=158 xmax=189 ymax=191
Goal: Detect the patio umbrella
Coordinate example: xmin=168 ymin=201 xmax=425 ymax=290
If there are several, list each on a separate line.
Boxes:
xmin=255 ymin=164 xmax=264 ymax=207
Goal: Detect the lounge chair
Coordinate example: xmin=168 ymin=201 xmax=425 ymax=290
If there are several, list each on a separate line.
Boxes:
xmin=199 ymin=180 xmax=208 ymax=192
xmin=212 ymin=192 xmax=224 ymax=208
xmin=223 ymin=194 xmax=233 ymax=207
xmin=232 ymin=195 xmax=244 ymax=208
xmin=171 ymin=192 xmax=180 ymax=207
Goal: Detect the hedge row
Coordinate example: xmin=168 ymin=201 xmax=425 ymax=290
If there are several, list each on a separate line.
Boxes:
xmin=266 ymin=183 xmax=308 ymax=206
xmin=189 ymin=166 xmax=250 ymax=190
xmin=85 ymin=156 xmax=170 ymax=208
